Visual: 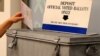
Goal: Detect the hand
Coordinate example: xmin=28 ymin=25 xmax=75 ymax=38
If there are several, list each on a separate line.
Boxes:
xmin=9 ymin=12 xmax=24 ymax=23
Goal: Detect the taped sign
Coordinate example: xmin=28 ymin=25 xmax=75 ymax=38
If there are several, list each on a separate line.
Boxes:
xmin=42 ymin=0 xmax=92 ymax=34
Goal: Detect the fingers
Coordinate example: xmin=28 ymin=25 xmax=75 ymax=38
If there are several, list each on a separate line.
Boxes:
xmin=14 ymin=12 xmax=23 ymax=17
xmin=10 ymin=17 xmax=24 ymax=23
xmin=9 ymin=12 xmax=24 ymax=23
xmin=15 ymin=17 xmax=24 ymax=20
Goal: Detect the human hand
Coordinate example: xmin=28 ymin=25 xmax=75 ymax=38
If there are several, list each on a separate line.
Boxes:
xmin=9 ymin=12 xmax=24 ymax=23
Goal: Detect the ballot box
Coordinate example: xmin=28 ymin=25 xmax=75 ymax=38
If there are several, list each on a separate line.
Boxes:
xmin=6 ymin=29 xmax=100 ymax=56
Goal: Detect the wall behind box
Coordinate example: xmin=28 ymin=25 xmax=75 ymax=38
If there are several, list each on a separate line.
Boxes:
xmin=0 ymin=0 xmax=10 ymax=56
xmin=0 ymin=0 xmax=21 ymax=56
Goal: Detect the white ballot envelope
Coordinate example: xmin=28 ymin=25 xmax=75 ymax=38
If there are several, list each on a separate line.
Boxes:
xmin=20 ymin=1 xmax=33 ymax=30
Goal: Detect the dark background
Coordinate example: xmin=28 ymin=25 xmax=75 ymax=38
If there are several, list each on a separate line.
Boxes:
xmin=0 ymin=0 xmax=4 ymax=12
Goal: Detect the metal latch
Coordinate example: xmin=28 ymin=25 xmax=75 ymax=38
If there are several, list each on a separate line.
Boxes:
xmin=8 ymin=30 xmax=18 ymax=48
xmin=53 ymin=38 xmax=61 ymax=56
xmin=86 ymin=45 xmax=99 ymax=56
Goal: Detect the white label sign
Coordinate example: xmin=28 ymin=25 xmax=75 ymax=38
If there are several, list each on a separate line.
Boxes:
xmin=43 ymin=0 xmax=92 ymax=34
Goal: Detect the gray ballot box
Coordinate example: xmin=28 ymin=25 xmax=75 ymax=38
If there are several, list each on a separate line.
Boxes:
xmin=6 ymin=29 xmax=100 ymax=56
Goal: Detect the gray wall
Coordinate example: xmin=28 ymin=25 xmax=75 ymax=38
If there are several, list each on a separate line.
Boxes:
xmin=29 ymin=0 xmax=46 ymax=29
xmin=87 ymin=0 xmax=100 ymax=34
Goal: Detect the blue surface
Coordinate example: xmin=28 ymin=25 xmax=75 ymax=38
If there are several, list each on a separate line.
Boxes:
xmin=42 ymin=24 xmax=87 ymax=34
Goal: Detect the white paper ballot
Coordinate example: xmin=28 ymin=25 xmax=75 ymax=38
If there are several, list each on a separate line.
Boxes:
xmin=20 ymin=1 xmax=33 ymax=30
